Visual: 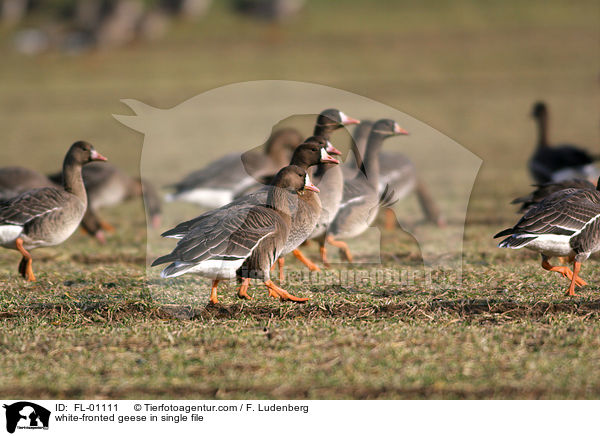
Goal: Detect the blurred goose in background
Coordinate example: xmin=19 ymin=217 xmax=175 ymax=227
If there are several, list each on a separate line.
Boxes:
xmin=49 ymin=162 xmax=162 ymax=243
xmin=0 ymin=141 xmax=107 ymax=281
xmin=345 ymin=121 xmax=445 ymax=229
xmin=495 ymin=177 xmax=600 ymax=296
xmin=165 ymin=127 xmax=303 ymax=208
xmin=0 ymin=167 xmax=58 ymax=201
xmin=293 ymin=108 xmax=360 ymax=266
xmin=153 ymin=165 xmax=318 ymax=304
xmin=512 ymin=178 xmax=595 ymax=214
xmin=326 ymin=119 xmax=408 ymax=264
xmin=529 ymin=101 xmax=599 ymax=184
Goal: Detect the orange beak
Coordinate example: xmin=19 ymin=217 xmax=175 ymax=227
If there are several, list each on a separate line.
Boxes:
xmin=394 ymin=123 xmax=409 ymax=135
xmin=340 ymin=111 xmax=361 ymax=125
xmin=326 ymin=141 xmax=342 ymax=155
xmin=91 ymin=150 xmax=108 ymax=161
xmin=305 ymin=183 xmax=320 ymax=193
xmin=321 ymin=148 xmax=340 ymax=164
xmin=304 ymin=174 xmax=320 ymax=192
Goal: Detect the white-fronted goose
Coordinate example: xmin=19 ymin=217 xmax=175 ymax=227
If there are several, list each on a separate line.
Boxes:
xmin=529 ymin=101 xmax=598 ymax=183
xmin=326 ymin=119 xmax=408 ymax=263
xmin=495 ymin=178 xmax=600 ymax=296
xmin=511 ymin=178 xmax=595 ymax=214
xmin=345 ymin=121 xmax=444 ymax=229
xmin=294 ymin=108 xmax=360 ymax=265
xmin=0 ymin=167 xmax=58 ymax=202
xmin=152 ymin=165 xmax=319 ymax=304
xmin=165 ymin=127 xmax=303 ymax=208
xmin=49 ymin=162 xmax=162 ymax=242
xmin=0 ymin=141 xmax=107 ymax=281
xmin=158 ymin=136 xmax=339 ymax=279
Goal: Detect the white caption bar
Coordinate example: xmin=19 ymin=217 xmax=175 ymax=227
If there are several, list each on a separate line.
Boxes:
xmin=0 ymin=400 xmax=597 ymax=435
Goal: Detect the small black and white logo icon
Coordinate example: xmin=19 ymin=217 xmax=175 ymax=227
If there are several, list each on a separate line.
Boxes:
xmin=3 ymin=402 xmax=50 ymax=434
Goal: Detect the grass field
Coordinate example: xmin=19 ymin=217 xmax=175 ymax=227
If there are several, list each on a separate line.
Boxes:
xmin=1 ymin=0 xmax=599 ymax=399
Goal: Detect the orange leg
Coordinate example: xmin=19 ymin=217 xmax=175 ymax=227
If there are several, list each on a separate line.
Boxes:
xmin=320 ymin=244 xmax=330 ymax=268
xmin=326 ymin=235 xmax=353 ymax=263
xmin=565 ymin=261 xmax=583 ymax=297
xmin=277 ymin=257 xmax=285 ymax=282
xmin=264 ymin=280 xmax=308 ymax=303
xmin=542 ymin=259 xmax=587 ymax=288
xmin=209 ymin=279 xmax=220 ymax=304
xmin=292 ymin=249 xmax=320 ymax=272
xmin=237 ymin=278 xmax=252 ymax=300
xmin=99 ymin=219 xmax=115 ymax=233
xmin=384 ymin=208 xmax=396 ymax=230
xmin=15 ymin=238 xmax=35 ymax=282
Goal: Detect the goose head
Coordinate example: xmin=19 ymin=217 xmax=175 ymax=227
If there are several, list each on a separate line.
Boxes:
xmin=316 ymin=108 xmax=360 ymax=132
xmin=272 ymin=165 xmax=320 ymax=194
xmin=531 ymin=101 xmax=547 ymax=119
xmin=370 ymin=119 xmax=409 ymax=138
xmin=291 ymin=136 xmax=340 ymax=168
xmin=67 ymin=141 xmax=107 ymax=165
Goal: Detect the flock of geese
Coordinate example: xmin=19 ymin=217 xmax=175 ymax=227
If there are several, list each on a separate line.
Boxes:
xmin=0 ymin=102 xmax=598 ymax=302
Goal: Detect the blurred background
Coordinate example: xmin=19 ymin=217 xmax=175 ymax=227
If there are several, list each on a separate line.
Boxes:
xmin=0 ymin=0 xmax=598 ymax=224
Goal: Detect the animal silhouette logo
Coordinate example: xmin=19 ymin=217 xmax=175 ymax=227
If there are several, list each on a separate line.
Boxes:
xmin=114 ymin=80 xmax=481 ymax=291
xmin=3 ymin=402 xmax=50 ymax=434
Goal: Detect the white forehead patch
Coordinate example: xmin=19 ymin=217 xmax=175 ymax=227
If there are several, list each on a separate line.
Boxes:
xmin=339 ymin=111 xmax=349 ymax=124
xmin=305 ymin=173 xmax=311 ymax=187
xmin=320 ymin=148 xmax=328 ymax=159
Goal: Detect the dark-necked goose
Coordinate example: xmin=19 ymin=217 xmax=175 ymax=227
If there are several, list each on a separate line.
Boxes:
xmin=0 ymin=167 xmax=58 ymax=202
xmin=345 ymin=121 xmax=445 ymax=229
xmin=511 ymin=178 xmax=595 ymax=214
xmin=529 ymin=101 xmax=598 ymax=183
xmin=152 ymin=165 xmax=319 ymax=304
xmin=294 ymin=108 xmax=360 ymax=265
xmin=272 ymin=137 xmax=339 ymax=276
xmin=326 ymin=119 xmax=408 ymax=263
xmin=495 ymin=177 xmax=600 ymax=296
xmin=165 ymin=127 xmax=303 ymax=208
xmin=49 ymin=162 xmax=162 ymax=242
xmin=0 ymin=141 xmax=107 ymax=281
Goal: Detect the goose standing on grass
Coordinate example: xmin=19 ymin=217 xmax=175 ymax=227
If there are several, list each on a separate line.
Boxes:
xmin=156 ymin=137 xmax=339 ymax=281
xmin=0 ymin=167 xmax=58 ymax=201
xmin=49 ymin=162 xmax=162 ymax=243
xmin=152 ymin=165 xmax=319 ymax=304
xmin=292 ymin=108 xmax=360 ymax=266
xmin=325 ymin=119 xmax=408 ymax=263
xmin=0 ymin=141 xmax=107 ymax=281
xmin=345 ymin=121 xmax=445 ymax=229
xmin=529 ymin=101 xmax=598 ymax=184
xmin=165 ymin=127 xmax=303 ymax=208
xmin=495 ymin=177 xmax=600 ymax=296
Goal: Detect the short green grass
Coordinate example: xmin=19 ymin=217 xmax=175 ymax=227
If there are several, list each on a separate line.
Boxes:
xmin=0 ymin=0 xmax=599 ymax=399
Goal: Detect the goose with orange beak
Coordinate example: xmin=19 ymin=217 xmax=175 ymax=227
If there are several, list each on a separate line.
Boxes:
xmin=153 ymin=165 xmax=319 ymax=304
xmin=0 ymin=141 xmax=107 ymax=281
xmin=325 ymin=119 xmax=409 ymax=264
